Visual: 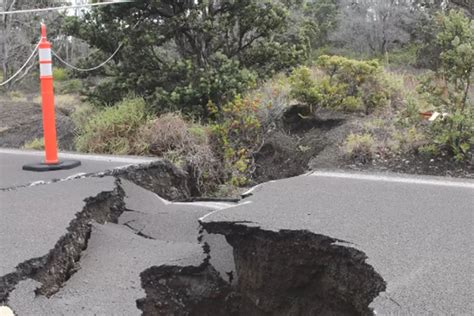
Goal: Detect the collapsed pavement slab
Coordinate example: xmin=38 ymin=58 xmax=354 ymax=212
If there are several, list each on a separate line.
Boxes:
xmin=7 ymin=223 xmax=205 ymax=315
xmin=119 ymin=180 xmax=237 ymax=283
xmin=0 ymin=176 xmax=121 ymax=302
xmin=1 ymin=154 xmax=235 ymax=315
xmin=200 ymin=171 xmax=474 ymax=315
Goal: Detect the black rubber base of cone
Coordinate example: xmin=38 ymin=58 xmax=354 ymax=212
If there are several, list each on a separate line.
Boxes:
xmin=22 ymin=160 xmax=81 ymax=172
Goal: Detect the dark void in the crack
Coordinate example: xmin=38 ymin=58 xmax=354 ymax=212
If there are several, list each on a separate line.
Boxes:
xmin=136 ymin=223 xmax=386 ymax=316
xmin=0 ymin=180 xmax=125 ymax=303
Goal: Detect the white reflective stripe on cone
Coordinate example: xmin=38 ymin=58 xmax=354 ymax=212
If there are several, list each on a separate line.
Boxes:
xmin=39 ymin=48 xmax=52 ymax=61
xmin=40 ymin=63 xmax=53 ymax=76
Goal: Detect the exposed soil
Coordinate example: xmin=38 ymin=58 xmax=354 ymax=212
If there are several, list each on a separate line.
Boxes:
xmin=0 ymin=100 xmax=76 ymax=150
xmin=137 ymin=222 xmax=386 ymax=316
xmin=0 ymin=159 xmax=190 ymax=305
xmin=254 ymin=105 xmax=473 ymax=182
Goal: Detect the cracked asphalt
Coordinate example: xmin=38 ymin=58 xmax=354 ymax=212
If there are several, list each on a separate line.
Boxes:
xmin=0 ymin=150 xmax=233 ymax=315
xmin=202 ymin=171 xmax=474 ymax=315
xmin=0 ymin=149 xmax=158 ymax=189
xmin=1 ymin=149 xmax=473 ymax=315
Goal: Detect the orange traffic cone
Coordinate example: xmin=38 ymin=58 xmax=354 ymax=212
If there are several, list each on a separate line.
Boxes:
xmin=23 ymin=24 xmax=80 ymax=171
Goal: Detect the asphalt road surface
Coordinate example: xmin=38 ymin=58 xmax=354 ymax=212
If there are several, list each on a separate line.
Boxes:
xmin=0 ymin=148 xmax=157 ymax=189
xmin=202 ymin=171 xmax=474 ymax=315
xmin=1 ymin=147 xmax=472 ymax=315
xmin=1 ymin=149 xmax=232 ymax=315
xmin=5 ymin=179 xmax=233 ymax=315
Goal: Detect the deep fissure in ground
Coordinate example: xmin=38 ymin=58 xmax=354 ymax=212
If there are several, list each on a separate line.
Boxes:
xmin=2 ymin=161 xmax=386 ymax=315
xmin=0 ymin=160 xmax=188 ymax=304
xmin=137 ymin=222 xmax=386 ymax=316
xmin=0 ymin=179 xmax=125 ymax=303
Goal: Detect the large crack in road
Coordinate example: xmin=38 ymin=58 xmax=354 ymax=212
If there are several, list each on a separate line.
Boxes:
xmin=3 ymin=160 xmax=471 ymax=315
xmin=0 ymin=179 xmax=124 ymax=304
xmin=138 ymin=222 xmax=385 ymax=316
xmin=1 ymin=163 xmax=388 ymax=315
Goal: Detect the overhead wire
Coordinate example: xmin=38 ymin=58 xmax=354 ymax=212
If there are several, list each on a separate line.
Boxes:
xmin=1 ymin=1 xmax=134 ymax=84
xmin=0 ymin=42 xmax=40 ymax=87
xmin=0 ymin=1 xmax=135 ymax=15
xmin=52 ymin=43 xmax=123 ymax=72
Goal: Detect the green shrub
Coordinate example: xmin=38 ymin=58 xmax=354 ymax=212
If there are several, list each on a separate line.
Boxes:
xmin=57 ymin=79 xmax=83 ymax=94
xmin=72 ymin=103 xmax=97 ymax=132
xmin=289 ymin=55 xmax=395 ymax=114
xmin=417 ymin=10 xmax=473 ymax=161
xmin=428 ymin=110 xmax=473 ymax=161
xmin=88 ymin=78 xmax=129 ymax=107
xmin=210 ymin=95 xmax=263 ymax=186
xmin=384 ymin=45 xmax=419 ymax=68
xmin=251 ymin=73 xmax=292 ymax=129
xmin=53 ymin=68 xmax=68 ymax=81
xmin=418 ymin=144 xmax=440 ymax=157
xmin=22 ymin=138 xmax=44 ymax=150
xmin=396 ymin=93 xmax=425 ymax=127
xmin=75 ymin=97 xmax=150 ymax=154
xmin=343 ymin=133 xmax=376 ymax=163
xmin=394 ymin=126 xmax=427 ymax=153
xmin=155 ymin=54 xmax=258 ymax=117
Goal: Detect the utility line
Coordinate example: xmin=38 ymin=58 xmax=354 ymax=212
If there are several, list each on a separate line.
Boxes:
xmin=0 ymin=1 xmax=134 ymax=15
xmin=0 ymin=43 xmax=39 ymax=87
xmin=51 ymin=43 xmax=123 ymax=72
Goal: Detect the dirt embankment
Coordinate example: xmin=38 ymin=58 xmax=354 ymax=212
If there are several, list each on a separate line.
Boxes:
xmin=253 ymin=105 xmax=473 ymax=182
xmin=0 ymin=101 xmax=75 ymax=150
xmin=138 ymin=222 xmax=385 ymax=316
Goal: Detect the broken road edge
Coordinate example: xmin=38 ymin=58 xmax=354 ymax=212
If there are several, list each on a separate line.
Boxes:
xmin=1 ymin=160 xmax=388 ymax=315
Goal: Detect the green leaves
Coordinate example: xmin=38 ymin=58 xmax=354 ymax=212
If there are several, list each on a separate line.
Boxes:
xmin=289 ymin=55 xmax=391 ymax=114
xmin=417 ymin=10 xmax=473 ymax=160
xmin=66 ymin=0 xmax=309 ymax=117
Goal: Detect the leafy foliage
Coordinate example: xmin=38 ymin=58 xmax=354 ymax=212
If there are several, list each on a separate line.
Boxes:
xmin=52 ymin=68 xmax=68 ymax=82
xmin=290 ymin=55 xmax=396 ymax=114
xmin=210 ymin=95 xmax=263 ymax=186
xmin=65 ymin=0 xmax=309 ymax=117
xmin=75 ymin=97 xmax=150 ymax=154
xmin=343 ymin=133 xmax=375 ymax=164
xmin=22 ymin=137 xmax=44 ymax=150
xmin=418 ymin=10 xmax=473 ymax=160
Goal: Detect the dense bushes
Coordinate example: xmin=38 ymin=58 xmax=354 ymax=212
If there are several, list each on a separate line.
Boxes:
xmin=74 ymin=98 xmax=225 ymax=195
xmin=289 ymin=55 xmax=398 ymax=114
xmin=66 ymin=1 xmax=307 ymax=117
xmin=71 ymin=9 xmax=472 ymax=195
xmin=343 ymin=133 xmax=375 ymax=164
xmin=150 ymin=54 xmax=258 ymax=116
xmin=138 ymin=113 xmax=222 ymax=195
xmin=75 ymin=97 xmax=150 ymax=154
xmin=417 ymin=10 xmax=473 ymax=161
xmin=209 ymin=95 xmax=264 ymax=186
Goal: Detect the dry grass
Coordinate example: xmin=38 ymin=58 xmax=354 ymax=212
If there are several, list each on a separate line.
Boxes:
xmin=139 ymin=113 xmax=223 ymax=195
xmin=22 ymin=137 xmax=44 ymax=150
xmin=343 ymin=132 xmax=376 ymax=163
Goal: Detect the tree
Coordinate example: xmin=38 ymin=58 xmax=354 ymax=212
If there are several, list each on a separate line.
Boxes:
xmin=0 ymin=0 xmax=65 ymax=90
xmin=304 ymin=0 xmax=339 ymax=48
xmin=65 ymin=0 xmax=309 ymax=117
xmin=419 ymin=10 xmax=473 ymax=160
xmin=414 ymin=0 xmax=472 ymax=69
xmin=331 ymin=0 xmax=420 ymax=56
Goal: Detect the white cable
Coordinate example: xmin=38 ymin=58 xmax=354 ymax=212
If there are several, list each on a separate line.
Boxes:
xmin=0 ymin=1 xmax=134 ymax=15
xmin=0 ymin=43 xmax=39 ymax=87
xmin=52 ymin=43 xmax=122 ymax=72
